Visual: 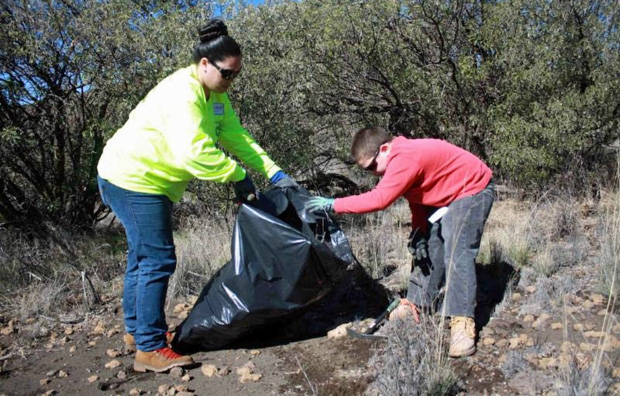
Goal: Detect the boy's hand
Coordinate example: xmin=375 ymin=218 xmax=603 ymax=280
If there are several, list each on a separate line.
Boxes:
xmin=408 ymin=230 xmax=428 ymax=261
xmin=304 ymin=197 xmax=334 ymax=213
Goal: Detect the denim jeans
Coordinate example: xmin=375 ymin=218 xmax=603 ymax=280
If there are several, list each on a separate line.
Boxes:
xmin=407 ymin=180 xmax=495 ymax=318
xmin=97 ymin=176 xmax=175 ymax=352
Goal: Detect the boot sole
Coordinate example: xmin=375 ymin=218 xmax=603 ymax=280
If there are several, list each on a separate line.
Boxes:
xmin=449 ymin=345 xmax=476 ymax=358
xmin=133 ymin=359 xmax=193 ymax=373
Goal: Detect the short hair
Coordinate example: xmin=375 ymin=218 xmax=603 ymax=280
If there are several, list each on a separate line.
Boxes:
xmin=351 ymin=126 xmax=393 ymax=161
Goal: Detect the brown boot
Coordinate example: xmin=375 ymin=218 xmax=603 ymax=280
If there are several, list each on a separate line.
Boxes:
xmin=134 ymin=347 xmax=194 ymax=373
xmin=449 ymin=316 xmax=476 ymax=358
xmin=124 ymin=332 xmax=175 ymax=354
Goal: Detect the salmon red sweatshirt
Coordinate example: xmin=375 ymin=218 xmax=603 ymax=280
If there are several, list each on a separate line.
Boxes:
xmin=333 ymin=137 xmax=492 ymax=233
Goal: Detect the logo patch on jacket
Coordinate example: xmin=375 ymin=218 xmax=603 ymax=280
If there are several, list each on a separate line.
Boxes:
xmin=213 ymin=103 xmax=224 ymax=116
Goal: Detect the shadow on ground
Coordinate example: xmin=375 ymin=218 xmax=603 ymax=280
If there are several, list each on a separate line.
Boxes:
xmin=228 ymin=261 xmax=390 ymax=349
xmin=474 ymin=260 xmax=519 ymax=329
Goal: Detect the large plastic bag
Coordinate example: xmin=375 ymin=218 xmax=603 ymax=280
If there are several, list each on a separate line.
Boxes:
xmin=172 ymin=187 xmax=354 ymax=353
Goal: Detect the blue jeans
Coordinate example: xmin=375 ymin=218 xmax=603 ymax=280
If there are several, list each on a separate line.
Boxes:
xmin=97 ymin=176 xmax=175 ymax=352
xmin=407 ymin=180 xmax=495 ymax=318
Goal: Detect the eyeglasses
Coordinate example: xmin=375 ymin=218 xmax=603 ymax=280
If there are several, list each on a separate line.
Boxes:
xmin=362 ymin=150 xmax=380 ymax=172
xmin=209 ymin=59 xmax=242 ymax=80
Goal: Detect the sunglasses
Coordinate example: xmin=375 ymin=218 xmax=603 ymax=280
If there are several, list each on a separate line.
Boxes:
xmin=362 ymin=150 xmax=380 ymax=172
xmin=209 ymin=59 xmax=242 ymax=80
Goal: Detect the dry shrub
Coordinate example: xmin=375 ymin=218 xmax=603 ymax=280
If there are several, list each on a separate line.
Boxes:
xmin=596 ymin=189 xmax=620 ymax=299
xmin=478 ymin=200 xmax=533 ymax=269
xmin=167 ymin=216 xmax=232 ymax=300
xmin=344 ymin=201 xmax=411 ymax=284
xmin=368 ymin=317 xmax=459 ymax=396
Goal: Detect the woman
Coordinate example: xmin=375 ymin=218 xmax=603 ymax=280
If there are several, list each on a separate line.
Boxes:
xmin=97 ymin=19 xmax=296 ymax=373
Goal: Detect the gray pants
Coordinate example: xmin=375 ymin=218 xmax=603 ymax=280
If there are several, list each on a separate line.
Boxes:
xmin=407 ymin=180 xmax=495 ymax=318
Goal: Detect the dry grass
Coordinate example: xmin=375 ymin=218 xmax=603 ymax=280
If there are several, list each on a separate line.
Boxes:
xmin=167 ymin=216 xmax=232 ymax=300
xmin=368 ymin=316 xmax=459 ymax=396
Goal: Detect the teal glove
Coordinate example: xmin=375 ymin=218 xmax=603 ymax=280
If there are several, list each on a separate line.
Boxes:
xmin=304 ymin=197 xmax=335 ymax=214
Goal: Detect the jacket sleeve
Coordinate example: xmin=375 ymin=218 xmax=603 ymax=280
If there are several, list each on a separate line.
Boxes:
xmin=333 ymin=154 xmax=422 ymax=214
xmin=216 ymin=95 xmax=281 ymax=179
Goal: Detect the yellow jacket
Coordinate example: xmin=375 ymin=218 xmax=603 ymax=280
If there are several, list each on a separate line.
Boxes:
xmin=97 ymin=65 xmax=281 ymax=202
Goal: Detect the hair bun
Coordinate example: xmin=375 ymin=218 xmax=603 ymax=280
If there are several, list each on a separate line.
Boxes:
xmin=198 ymin=19 xmax=228 ymax=43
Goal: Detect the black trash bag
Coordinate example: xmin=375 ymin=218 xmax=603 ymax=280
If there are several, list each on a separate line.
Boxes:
xmin=172 ymin=187 xmax=353 ymax=353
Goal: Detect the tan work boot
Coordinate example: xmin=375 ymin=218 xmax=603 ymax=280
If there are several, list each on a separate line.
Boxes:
xmin=449 ymin=316 xmax=476 ymax=358
xmin=134 ymin=347 xmax=194 ymax=373
xmin=124 ymin=332 xmax=175 ymax=354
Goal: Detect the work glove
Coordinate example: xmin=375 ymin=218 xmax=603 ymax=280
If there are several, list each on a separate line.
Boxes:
xmin=270 ymin=171 xmax=299 ymax=189
xmin=304 ymin=196 xmax=335 ymax=214
xmin=408 ymin=230 xmax=428 ymax=262
xmin=234 ymin=174 xmax=257 ymax=203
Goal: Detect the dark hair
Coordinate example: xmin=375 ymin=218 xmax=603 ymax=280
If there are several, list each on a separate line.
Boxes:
xmin=351 ymin=126 xmax=393 ymax=161
xmin=193 ymin=19 xmax=241 ymax=64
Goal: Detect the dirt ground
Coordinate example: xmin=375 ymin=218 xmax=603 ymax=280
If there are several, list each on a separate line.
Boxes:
xmin=1 ymin=252 xmax=619 ymax=395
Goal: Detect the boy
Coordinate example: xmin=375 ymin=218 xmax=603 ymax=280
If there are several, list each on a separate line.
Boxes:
xmin=305 ymin=126 xmax=494 ymax=357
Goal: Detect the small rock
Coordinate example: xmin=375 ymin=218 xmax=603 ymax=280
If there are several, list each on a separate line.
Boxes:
xmin=88 ymin=341 xmax=97 ymax=347
xmin=106 ymin=328 xmax=120 ymax=337
xmin=496 ymin=339 xmax=509 ymax=348
xmin=236 ymin=366 xmax=261 ymax=383
xmin=41 ymin=391 xmax=56 ymax=396
xmin=117 ymin=370 xmax=127 ymax=379
xmin=64 ymin=327 xmax=74 ymax=335
xmin=105 ymin=359 xmax=122 ymax=369
xmin=561 ymin=342 xmax=577 ymax=353
xmin=511 ymin=293 xmax=522 ymax=301
xmin=58 ymin=370 xmax=68 ymax=378
xmin=551 ymin=322 xmax=563 ymax=330
xmin=573 ymin=324 xmax=585 ymax=331
xmin=217 ymin=366 xmax=231 ymax=376
xmin=157 ymin=384 xmax=170 ymax=394
xmin=532 ymin=313 xmax=551 ymax=329
xmin=129 ymin=388 xmax=142 ymax=395
xmin=181 ymin=374 xmax=191 ymax=382
xmin=92 ymin=322 xmax=105 ymax=335
xmin=539 ymin=357 xmax=557 ymax=369
xmin=585 ymin=324 xmax=596 ymax=331
xmin=176 ymin=392 xmax=194 ymax=396
xmin=249 ymin=349 xmax=261 ymax=356
xmin=591 ymin=294 xmax=605 ymax=305
xmin=170 ymin=366 xmax=184 ymax=378
xmin=106 ymin=349 xmax=121 ymax=358
xmin=46 ymin=370 xmax=57 ymax=377
xmin=482 ymin=338 xmax=496 ymax=346
xmin=87 ymin=375 xmax=99 ymax=383
xmin=583 ymin=300 xmax=594 ymax=309
xmin=69 ymin=345 xmax=77 ymax=353
xmin=327 ymin=323 xmax=351 ymax=339
xmin=242 ymin=361 xmax=256 ymax=370
xmin=40 ymin=378 xmax=51 ymax=385
xmin=201 ymin=364 xmax=218 ymax=377
xmin=523 ymin=315 xmax=534 ymax=323
xmin=579 ymin=342 xmax=596 ymax=352
xmin=174 ymin=384 xmax=189 ymax=392
xmin=525 ymin=286 xmax=536 ymax=293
